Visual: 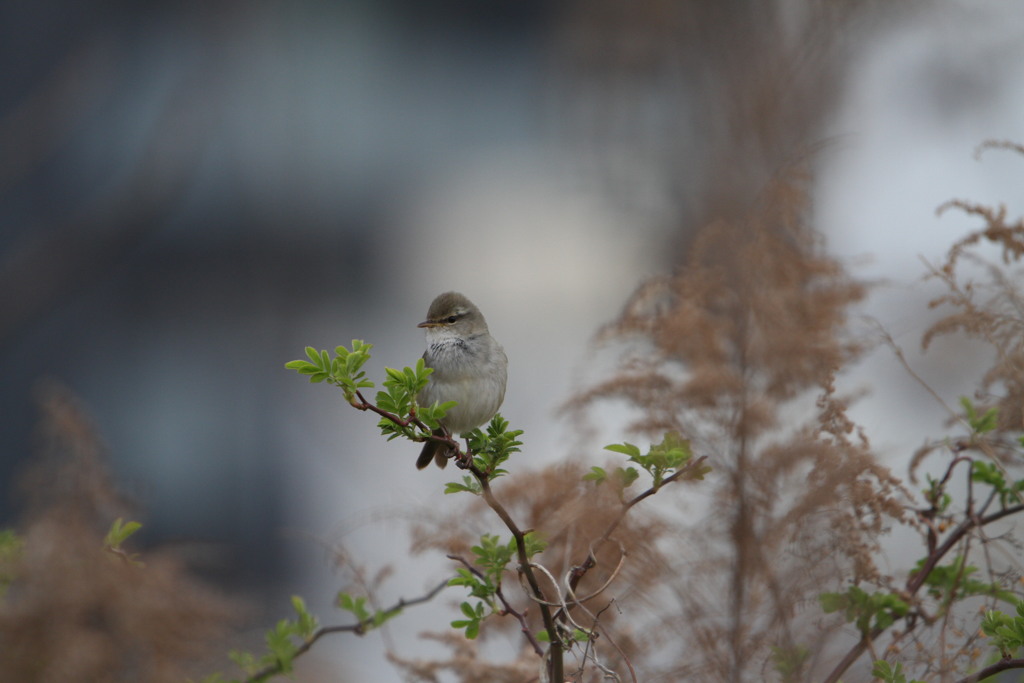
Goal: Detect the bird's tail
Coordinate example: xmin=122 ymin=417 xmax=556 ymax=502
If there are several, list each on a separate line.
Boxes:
xmin=416 ymin=428 xmax=452 ymax=469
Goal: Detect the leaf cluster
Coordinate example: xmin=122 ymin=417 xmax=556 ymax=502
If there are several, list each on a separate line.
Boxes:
xmin=912 ymin=555 xmax=1017 ymax=605
xmin=103 ymin=517 xmax=144 ymax=566
xmin=820 ymin=586 xmax=909 ymax=636
xmin=770 ymin=644 xmax=810 ymax=683
xmin=972 ymin=461 xmax=1024 ymax=508
xmin=286 ymin=342 xmax=455 ymax=446
xmin=336 ymin=591 xmax=400 ymax=631
xmin=448 ymin=532 xmax=546 ymax=639
xmin=285 ymin=341 xmax=374 ymax=403
xmin=376 ymin=360 xmax=452 ymax=440
xmin=103 ymin=517 xmax=142 ymax=549
xmin=871 ymin=660 xmax=924 ymax=683
xmin=922 ymin=474 xmax=952 ymax=514
xmin=960 ymin=396 xmax=1000 ymax=435
xmin=444 ymin=415 xmax=524 ymax=493
xmin=0 ymin=529 xmax=22 ymax=598
xmin=204 ymin=596 xmax=319 ymax=683
xmin=982 ymin=598 xmax=1024 ymax=658
xmin=586 ymin=431 xmax=708 ymax=495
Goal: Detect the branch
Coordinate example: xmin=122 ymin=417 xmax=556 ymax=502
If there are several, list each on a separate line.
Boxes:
xmin=476 ymin=474 xmax=564 ymax=682
xmin=955 ymin=657 xmax=1024 ymax=683
xmin=349 ymin=390 xmax=463 ymax=460
xmin=822 ymin=499 xmax=1024 ymax=683
xmin=349 ymin=381 xmax=556 ymax=674
xmin=241 ymin=579 xmax=449 ymax=683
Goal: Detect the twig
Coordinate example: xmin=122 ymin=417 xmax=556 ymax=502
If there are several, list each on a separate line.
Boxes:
xmin=241 ymin=579 xmax=449 ymax=683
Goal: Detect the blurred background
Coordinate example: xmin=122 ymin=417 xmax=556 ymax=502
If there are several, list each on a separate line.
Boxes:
xmin=2 ymin=0 xmax=1023 ymax=679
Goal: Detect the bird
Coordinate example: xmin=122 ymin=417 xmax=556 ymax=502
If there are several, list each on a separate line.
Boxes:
xmin=415 ymin=292 xmax=508 ymax=469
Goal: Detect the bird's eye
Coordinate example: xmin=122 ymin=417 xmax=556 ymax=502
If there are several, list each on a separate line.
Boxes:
xmin=446 ymin=315 xmax=458 ymax=324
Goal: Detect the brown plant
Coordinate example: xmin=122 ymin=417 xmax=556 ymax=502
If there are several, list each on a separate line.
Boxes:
xmin=0 ymin=382 xmax=236 ymax=683
xmin=926 ymin=140 xmax=1024 ymax=435
xmin=565 ymin=166 xmax=907 ymax=682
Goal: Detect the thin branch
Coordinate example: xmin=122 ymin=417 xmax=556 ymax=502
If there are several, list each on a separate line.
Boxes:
xmin=589 ymin=600 xmax=638 ymax=683
xmin=877 ymin=325 xmax=963 ymax=427
xmin=564 ymin=540 xmax=627 ymax=606
xmin=242 ymin=579 xmax=449 ymax=683
xmin=558 ymin=455 xmax=708 ymax=620
xmin=908 ymin=502 xmax=1024 ymax=596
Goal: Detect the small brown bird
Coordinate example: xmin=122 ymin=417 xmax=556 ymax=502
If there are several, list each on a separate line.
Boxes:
xmin=415 ymin=292 xmax=508 ymax=469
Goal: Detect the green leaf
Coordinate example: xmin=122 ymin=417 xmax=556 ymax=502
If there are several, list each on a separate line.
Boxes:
xmin=617 ymin=466 xmax=640 ymax=488
xmin=291 ymin=595 xmax=318 ymax=637
xmin=819 ymin=592 xmax=845 ymax=614
xmin=104 ymin=518 xmax=142 ymax=549
xmin=520 ymin=531 xmax=547 ymax=558
xmin=265 ymin=620 xmax=297 ymax=671
xmin=604 ymin=442 xmax=642 ymax=458
xmin=771 ymin=644 xmax=810 ymax=681
xmin=871 ymin=660 xmax=899 ymax=683
xmin=960 ymin=396 xmax=999 ymax=433
xmin=982 ymin=599 xmax=1024 ymax=657
xmin=583 ymin=466 xmax=607 ymax=484
xmin=464 ymin=620 xmax=480 ymax=639
xmin=445 ymin=475 xmax=481 ymax=496
xmin=228 ymin=649 xmax=257 ymax=674
xmin=819 ymin=586 xmax=909 ymax=636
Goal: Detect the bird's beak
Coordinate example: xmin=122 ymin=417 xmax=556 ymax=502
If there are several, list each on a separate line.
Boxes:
xmin=417 ymin=320 xmax=437 ymax=328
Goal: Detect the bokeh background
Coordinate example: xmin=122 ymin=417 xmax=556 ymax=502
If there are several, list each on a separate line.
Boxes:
xmin=2 ymin=0 xmax=1023 ymax=679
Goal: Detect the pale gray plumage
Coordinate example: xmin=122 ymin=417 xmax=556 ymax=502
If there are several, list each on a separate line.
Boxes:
xmin=416 ymin=292 xmax=508 ymax=469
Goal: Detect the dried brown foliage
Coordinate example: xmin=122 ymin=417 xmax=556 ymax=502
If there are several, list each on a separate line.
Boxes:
xmin=0 ymin=382 xmax=236 ymax=683
xmin=394 ymin=140 xmax=1024 ymax=683
xmin=564 ymin=167 xmax=907 ymax=682
xmin=400 ymin=165 xmax=912 ymax=683
xmin=551 ymin=0 xmax=878 ymax=240
xmin=388 ymin=631 xmax=538 ymax=683
xmin=392 ymin=3 xmax=917 ymax=681
xmin=926 ymin=140 xmax=1024 ymax=434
